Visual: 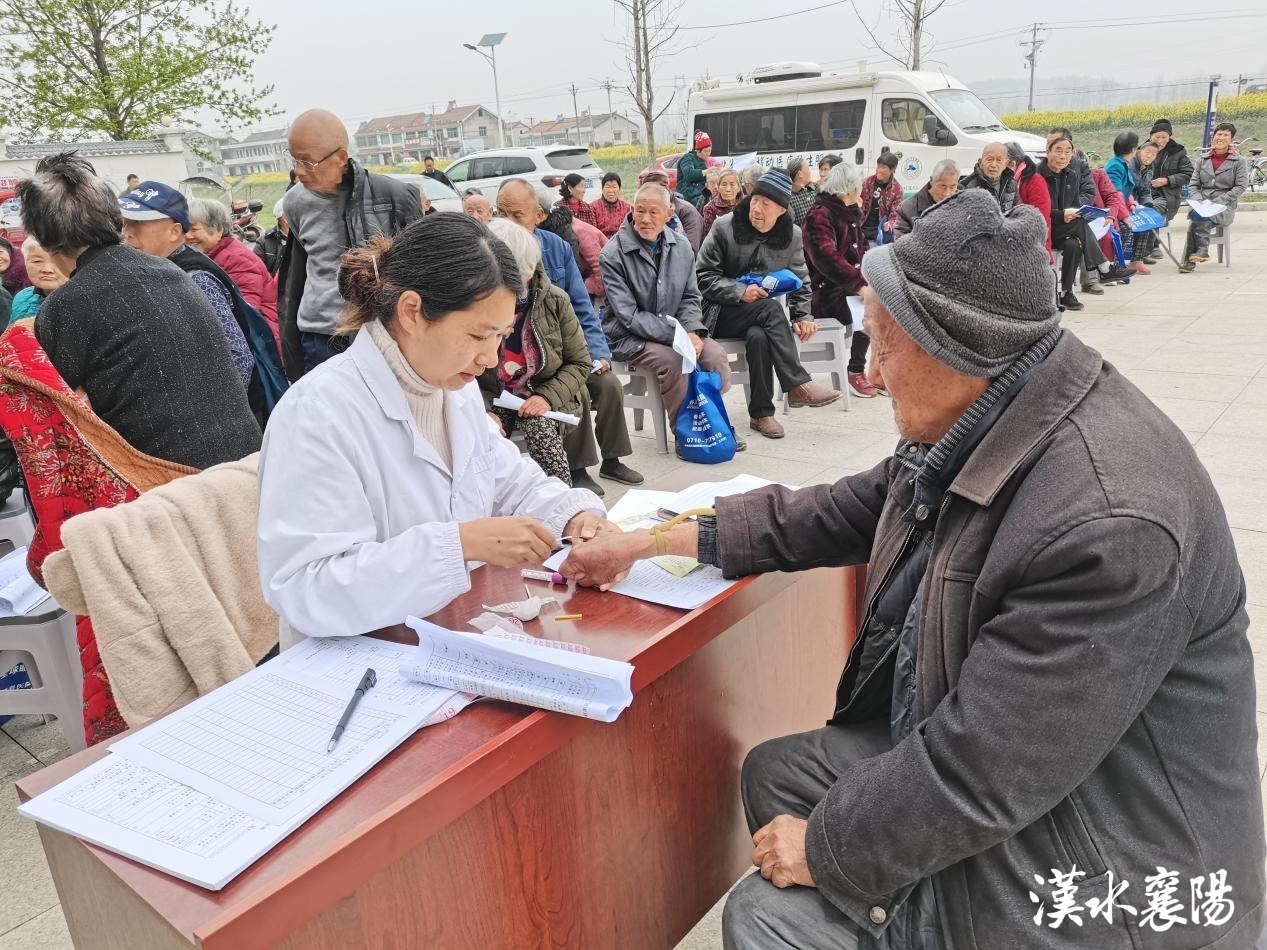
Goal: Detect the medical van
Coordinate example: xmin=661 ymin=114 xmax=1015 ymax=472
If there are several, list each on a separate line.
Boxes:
xmin=688 ymin=63 xmax=1048 ymax=194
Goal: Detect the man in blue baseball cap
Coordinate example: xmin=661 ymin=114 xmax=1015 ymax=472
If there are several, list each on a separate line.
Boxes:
xmin=120 ymin=182 xmax=254 ymax=387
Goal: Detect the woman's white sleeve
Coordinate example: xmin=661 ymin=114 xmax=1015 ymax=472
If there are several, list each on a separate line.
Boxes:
xmin=483 ymin=415 xmax=606 ymax=536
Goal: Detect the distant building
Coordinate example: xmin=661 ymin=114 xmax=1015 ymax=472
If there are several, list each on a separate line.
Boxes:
xmin=522 ymin=113 xmax=641 ymax=148
xmin=218 ymin=127 xmax=289 ymax=176
xmin=0 ymin=129 xmax=205 ymax=191
xmin=354 ymin=103 xmax=502 ymax=164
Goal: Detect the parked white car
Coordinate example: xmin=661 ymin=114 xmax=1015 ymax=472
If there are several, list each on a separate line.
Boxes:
xmin=388 ymin=174 xmax=464 ymax=214
xmin=440 ymin=147 xmax=606 ymax=205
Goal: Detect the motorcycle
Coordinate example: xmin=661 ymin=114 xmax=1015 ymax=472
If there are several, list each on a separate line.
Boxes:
xmin=231 ymin=199 xmax=265 ymax=244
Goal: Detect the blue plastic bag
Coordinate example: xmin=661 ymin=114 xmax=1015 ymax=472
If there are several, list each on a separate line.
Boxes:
xmin=674 ymin=370 xmax=737 ymax=464
xmin=736 ymin=268 xmax=804 ymax=296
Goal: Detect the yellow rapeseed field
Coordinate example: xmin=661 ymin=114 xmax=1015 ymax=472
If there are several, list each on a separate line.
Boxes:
xmin=1002 ymin=92 xmax=1267 ymax=134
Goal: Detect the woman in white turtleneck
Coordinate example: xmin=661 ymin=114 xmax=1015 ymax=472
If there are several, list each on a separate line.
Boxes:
xmin=257 ymin=214 xmax=613 ymax=647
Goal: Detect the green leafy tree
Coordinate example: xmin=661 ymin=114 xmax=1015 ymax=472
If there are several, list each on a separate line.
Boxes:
xmin=0 ymin=0 xmax=276 ymax=141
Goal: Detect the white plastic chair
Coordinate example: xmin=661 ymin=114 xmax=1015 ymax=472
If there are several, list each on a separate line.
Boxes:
xmin=0 ymin=493 xmax=34 ymax=551
xmin=611 ymin=362 xmax=670 ymax=455
xmin=0 ymin=604 xmax=85 ymax=752
xmin=777 ymin=318 xmax=853 ymax=414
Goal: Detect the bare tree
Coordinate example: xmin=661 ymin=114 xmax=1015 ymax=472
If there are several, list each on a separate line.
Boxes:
xmin=848 ymin=0 xmax=946 ymax=70
xmin=613 ymin=0 xmax=687 ymax=165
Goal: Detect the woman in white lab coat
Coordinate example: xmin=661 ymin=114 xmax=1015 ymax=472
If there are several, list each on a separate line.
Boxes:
xmin=257 ymin=214 xmax=610 ymax=647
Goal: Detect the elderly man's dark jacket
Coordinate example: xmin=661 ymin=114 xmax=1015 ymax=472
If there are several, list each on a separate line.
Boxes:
xmin=959 ymin=165 xmax=1019 ymax=213
xmin=696 ymin=195 xmax=811 ymax=325
xmin=894 ymin=182 xmax=936 ymax=238
xmin=276 ymin=159 xmax=420 ymax=379
xmin=714 ymin=330 xmax=1264 ymax=949
xmin=599 ymin=217 xmax=704 ymax=363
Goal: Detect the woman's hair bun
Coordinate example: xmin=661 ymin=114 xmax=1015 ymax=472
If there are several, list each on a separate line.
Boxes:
xmin=338 ymin=233 xmax=395 ymax=317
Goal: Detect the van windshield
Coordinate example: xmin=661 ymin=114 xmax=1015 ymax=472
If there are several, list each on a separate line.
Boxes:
xmin=929 ymin=89 xmax=1006 ymax=133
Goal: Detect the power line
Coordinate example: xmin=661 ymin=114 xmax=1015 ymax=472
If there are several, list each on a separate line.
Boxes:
xmin=677 ymin=0 xmax=848 ymax=30
xmin=978 ymin=79 xmax=1214 ymax=103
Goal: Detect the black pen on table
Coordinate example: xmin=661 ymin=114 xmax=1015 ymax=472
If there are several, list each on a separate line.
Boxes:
xmin=327 ymin=667 xmax=376 ymax=753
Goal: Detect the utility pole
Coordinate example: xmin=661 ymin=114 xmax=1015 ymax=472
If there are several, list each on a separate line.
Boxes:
xmin=1020 ymin=23 xmax=1046 ymax=112
xmin=569 ymin=82 xmax=581 ymax=146
xmin=601 ymin=78 xmax=615 ymax=122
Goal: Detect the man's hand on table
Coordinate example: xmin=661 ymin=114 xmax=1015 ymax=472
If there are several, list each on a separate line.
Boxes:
xmin=752 ymin=815 xmax=816 ymax=888
xmin=560 ymin=530 xmax=654 ymax=590
xmin=562 ymin=511 xmax=621 ymax=542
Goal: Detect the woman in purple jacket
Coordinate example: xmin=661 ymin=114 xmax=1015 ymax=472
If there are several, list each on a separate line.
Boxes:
xmin=801 ymin=162 xmax=879 ymax=398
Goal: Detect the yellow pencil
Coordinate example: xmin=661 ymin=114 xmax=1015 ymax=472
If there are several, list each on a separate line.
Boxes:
xmin=553 ymin=613 xmax=582 ymax=621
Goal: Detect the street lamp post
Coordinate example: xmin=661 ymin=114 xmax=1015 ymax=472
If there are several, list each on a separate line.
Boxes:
xmin=464 ymin=33 xmax=507 ymax=149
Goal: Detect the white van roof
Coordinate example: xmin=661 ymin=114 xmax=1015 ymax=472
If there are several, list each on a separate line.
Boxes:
xmin=696 ymin=68 xmax=968 ymax=104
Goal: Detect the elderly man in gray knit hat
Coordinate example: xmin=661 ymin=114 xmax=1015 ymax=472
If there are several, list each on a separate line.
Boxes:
xmin=563 ymin=188 xmax=1263 ymax=949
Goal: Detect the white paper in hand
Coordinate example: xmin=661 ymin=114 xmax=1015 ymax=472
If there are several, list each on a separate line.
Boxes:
xmin=1088 ymin=217 xmax=1112 ymax=240
xmin=492 ymin=390 xmax=581 ymax=426
xmin=846 ymin=296 xmax=865 ymax=327
xmin=668 ymin=316 xmax=697 ymax=374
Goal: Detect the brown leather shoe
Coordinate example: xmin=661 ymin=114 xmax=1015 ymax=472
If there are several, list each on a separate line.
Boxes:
xmin=749 ymin=416 xmax=785 ymax=439
xmin=787 ymin=381 xmax=843 ymax=408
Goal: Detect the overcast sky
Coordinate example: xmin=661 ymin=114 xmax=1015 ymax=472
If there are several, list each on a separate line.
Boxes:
xmin=239 ymin=0 xmax=1267 ymax=135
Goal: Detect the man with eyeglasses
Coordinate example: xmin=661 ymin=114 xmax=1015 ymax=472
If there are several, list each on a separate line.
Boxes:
xmin=277 ymin=109 xmax=422 ymax=378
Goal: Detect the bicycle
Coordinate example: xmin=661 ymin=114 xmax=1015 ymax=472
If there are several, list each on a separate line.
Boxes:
xmin=1234 ymin=137 xmax=1267 ymax=192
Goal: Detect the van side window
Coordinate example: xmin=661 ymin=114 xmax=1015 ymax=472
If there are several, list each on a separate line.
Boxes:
xmin=695 ymin=113 xmax=730 ymax=156
xmin=796 ymin=100 xmax=866 ymax=151
xmin=882 ymin=99 xmax=936 ymax=144
xmin=732 ymin=106 xmax=797 ymax=154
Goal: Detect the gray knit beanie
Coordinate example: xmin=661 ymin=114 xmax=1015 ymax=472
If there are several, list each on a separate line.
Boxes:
xmin=860 ymin=189 xmax=1058 ymax=377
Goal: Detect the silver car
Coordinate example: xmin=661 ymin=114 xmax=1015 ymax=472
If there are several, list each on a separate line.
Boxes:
xmin=439 ymin=147 xmax=605 ymax=206
xmin=388 ymin=174 xmax=464 ymax=214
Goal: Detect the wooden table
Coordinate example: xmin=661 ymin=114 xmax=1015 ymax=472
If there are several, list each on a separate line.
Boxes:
xmin=18 ymin=537 xmax=862 ymax=949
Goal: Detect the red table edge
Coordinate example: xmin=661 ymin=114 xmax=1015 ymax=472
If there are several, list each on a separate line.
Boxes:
xmin=9 ymin=566 xmax=838 ymax=948
xmin=192 ymin=570 xmax=803 ymax=948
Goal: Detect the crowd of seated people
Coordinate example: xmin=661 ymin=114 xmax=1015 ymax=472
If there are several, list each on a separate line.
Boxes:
xmin=6 ymin=113 xmax=1262 ymax=950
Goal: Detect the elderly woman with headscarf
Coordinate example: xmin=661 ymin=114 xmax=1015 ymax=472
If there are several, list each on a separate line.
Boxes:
xmin=186 ymin=197 xmax=282 ymax=353
xmin=9 ymin=237 xmax=68 ymax=322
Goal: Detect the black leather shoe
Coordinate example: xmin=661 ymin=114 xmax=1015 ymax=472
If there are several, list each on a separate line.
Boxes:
xmin=570 ymin=469 xmax=605 ymax=496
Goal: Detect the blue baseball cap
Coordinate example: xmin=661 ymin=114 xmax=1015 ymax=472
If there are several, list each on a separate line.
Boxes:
xmin=118 ymin=181 xmax=190 ymax=231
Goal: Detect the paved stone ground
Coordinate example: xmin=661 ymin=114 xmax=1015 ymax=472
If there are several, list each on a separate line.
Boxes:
xmin=2 ymin=213 xmax=1264 ymax=949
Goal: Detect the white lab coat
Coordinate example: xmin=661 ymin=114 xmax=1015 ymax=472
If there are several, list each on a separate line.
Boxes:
xmin=257 ymin=330 xmax=604 ymax=648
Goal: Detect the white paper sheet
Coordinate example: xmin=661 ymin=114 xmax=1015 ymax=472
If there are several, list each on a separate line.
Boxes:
xmin=492 ymin=390 xmax=581 ymax=426
xmin=668 ymin=316 xmax=698 ymax=373
xmin=400 ymin=618 xmax=634 ymax=722
xmin=18 ymin=756 xmax=285 ymax=891
xmin=1187 ymin=198 xmax=1227 ymax=219
xmin=0 ymin=546 xmax=51 ymax=616
xmin=846 ymin=295 xmax=865 ymax=327
xmin=280 ymin=636 xmax=475 ymax=727
xmin=110 ymin=637 xmax=463 ymax=824
xmin=730 ymin=152 xmax=758 ymax=171
xmin=1088 ymin=217 xmax=1112 ymax=240
xmin=20 ymin=636 xmax=476 ymax=891
xmin=605 ymin=489 xmax=676 ymax=530
xmin=544 ymin=543 xmax=737 ymax=611
xmin=661 ymin=474 xmax=788 ymax=515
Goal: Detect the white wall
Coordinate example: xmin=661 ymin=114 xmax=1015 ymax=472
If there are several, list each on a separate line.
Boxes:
xmin=0 ymin=151 xmax=190 ymax=192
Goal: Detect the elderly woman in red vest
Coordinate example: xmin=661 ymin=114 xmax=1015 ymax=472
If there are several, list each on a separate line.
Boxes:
xmin=186 ymin=198 xmax=282 ymax=354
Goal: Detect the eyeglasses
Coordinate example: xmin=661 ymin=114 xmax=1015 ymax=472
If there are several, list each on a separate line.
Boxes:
xmin=287 ymin=146 xmax=342 ymax=172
